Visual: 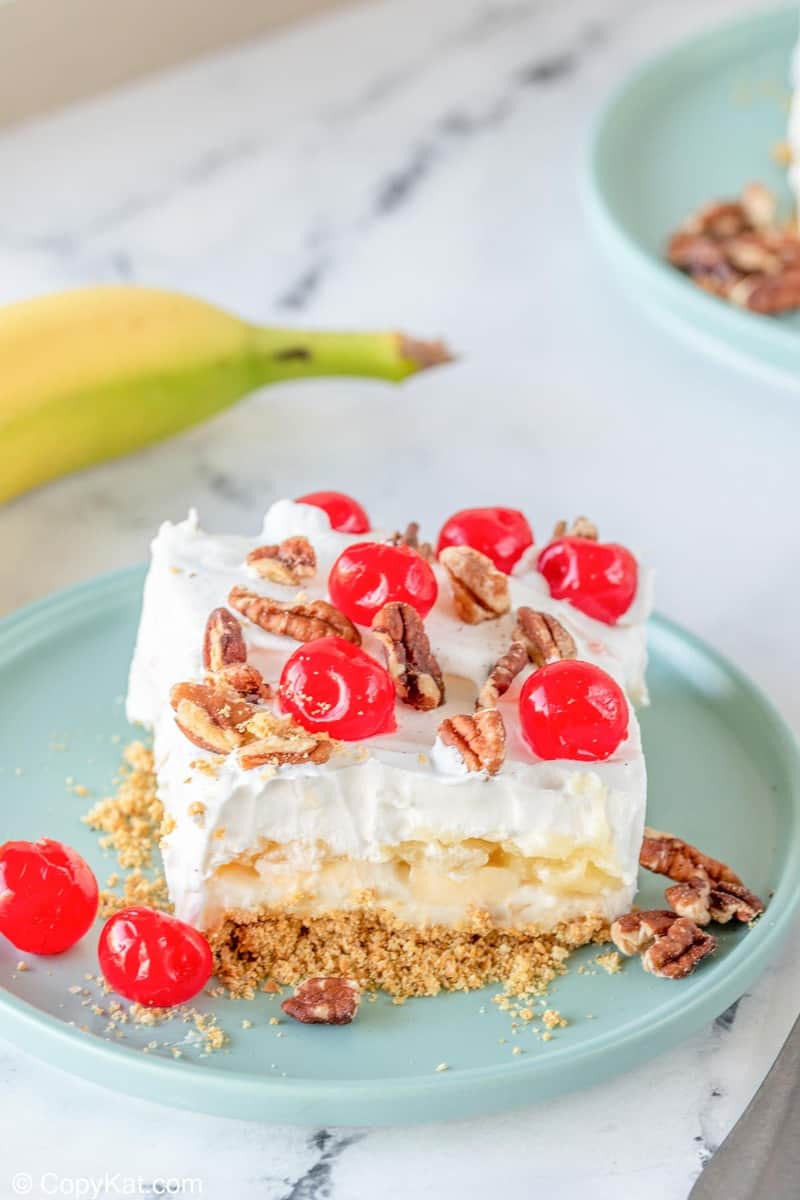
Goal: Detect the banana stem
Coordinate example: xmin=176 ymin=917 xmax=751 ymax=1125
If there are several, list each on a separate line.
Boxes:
xmin=247 ymin=326 xmax=453 ymax=386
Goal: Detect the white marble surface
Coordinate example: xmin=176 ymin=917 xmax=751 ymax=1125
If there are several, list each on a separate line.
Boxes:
xmin=0 ymin=0 xmax=799 ymax=1195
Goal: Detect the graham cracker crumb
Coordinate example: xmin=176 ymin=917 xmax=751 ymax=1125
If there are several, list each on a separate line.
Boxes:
xmin=210 ymin=907 xmax=609 ymax=998
xmin=542 ymin=1008 xmax=567 ymax=1031
xmin=595 ymin=950 xmax=623 ymax=975
xmin=84 ymin=743 xmax=172 ymax=917
xmin=83 ymin=742 xmax=163 ymax=869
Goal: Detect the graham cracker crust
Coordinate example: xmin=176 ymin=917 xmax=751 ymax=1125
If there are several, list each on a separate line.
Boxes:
xmin=210 ymin=906 xmax=611 ymax=998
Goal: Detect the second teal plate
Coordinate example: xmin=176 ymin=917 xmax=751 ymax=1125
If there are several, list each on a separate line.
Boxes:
xmin=0 ymin=567 xmax=798 ymax=1124
xmin=584 ymin=6 xmax=800 ymax=380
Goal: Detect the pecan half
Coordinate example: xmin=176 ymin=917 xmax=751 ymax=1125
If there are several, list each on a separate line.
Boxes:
xmin=439 ymin=546 xmax=510 ymax=623
xmin=247 ymin=536 xmax=316 ymax=586
xmin=229 ymin=586 xmax=360 ymax=645
xmin=740 ymin=181 xmax=776 ymax=230
xmin=372 ymin=602 xmax=444 ymax=710
xmin=170 ymin=681 xmax=256 ymax=754
xmin=610 ymin=909 xmax=679 ymax=956
xmin=730 ymin=269 xmax=800 ymax=315
xmin=642 ymin=917 xmax=716 ymax=980
xmin=551 ymin=517 xmax=598 ymax=542
xmin=611 ymin=909 xmax=716 ymax=980
xmin=208 ymin=663 xmax=272 ymax=703
xmin=281 ymin=977 xmax=361 ymax=1025
xmin=438 ymin=708 xmax=505 ymax=775
xmin=476 ymin=640 xmax=527 ymax=709
xmin=203 ymin=608 xmax=247 ymax=672
xmin=684 ymin=200 xmax=750 ymax=239
xmin=514 ymin=607 xmax=576 ymax=667
xmin=640 ymin=828 xmax=742 ymax=887
xmin=666 ymin=875 xmax=764 ymax=927
xmin=387 ymin=522 xmax=434 ymax=561
xmin=239 ymin=710 xmax=333 ymax=770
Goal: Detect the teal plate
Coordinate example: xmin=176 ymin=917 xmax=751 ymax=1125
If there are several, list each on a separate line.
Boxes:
xmin=0 ymin=567 xmax=798 ymax=1125
xmin=584 ymin=6 xmax=800 ymax=381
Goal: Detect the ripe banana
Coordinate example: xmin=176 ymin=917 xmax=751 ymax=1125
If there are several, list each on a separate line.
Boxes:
xmin=0 ymin=285 xmax=451 ymax=505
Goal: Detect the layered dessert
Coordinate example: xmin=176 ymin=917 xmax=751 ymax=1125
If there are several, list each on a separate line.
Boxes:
xmin=127 ymin=495 xmax=653 ymax=996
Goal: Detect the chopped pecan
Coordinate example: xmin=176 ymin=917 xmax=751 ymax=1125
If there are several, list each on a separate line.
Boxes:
xmin=551 ymin=517 xmax=598 ymax=542
xmin=640 ymin=828 xmax=742 ymax=887
xmin=667 ymin=184 xmax=800 ymax=315
xmin=438 ymin=708 xmax=505 ymax=775
xmin=246 ymin=536 xmax=316 ymax=586
xmin=664 ymin=876 xmax=712 ymax=926
xmin=730 ymin=269 xmax=800 ymax=314
xmin=740 ymin=181 xmax=776 ymax=230
xmin=387 ymin=522 xmax=434 ymax=560
xmin=514 ymin=608 xmax=576 ymax=668
xmin=476 ymin=640 xmax=528 ymax=709
xmin=239 ymin=710 xmax=333 ymax=770
xmin=610 ymin=909 xmax=679 ymax=956
xmin=170 ymin=681 xmax=256 ymax=754
xmin=439 ymin=546 xmax=510 ymax=623
xmin=208 ymin=663 xmax=272 ymax=703
xmin=723 ymin=233 xmax=781 ymax=275
xmin=229 ymin=586 xmax=360 ymax=645
xmin=281 ymin=977 xmax=361 ymax=1025
xmin=372 ymin=601 xmax=444 ymax=710
xmin=684 ymin=200 xmax=749 ymax=239
xmin=611 ymin=909 xmax=716 ymax=980
xmin=641 ymin=828 xmax=765 ymax=926
xmin=666 ymin=875 xmax=764 ymax=926
xmin=642 ymin=917 xmax=716 ymax=980
xmin=203 ymin=608 xmax=247 ymax=672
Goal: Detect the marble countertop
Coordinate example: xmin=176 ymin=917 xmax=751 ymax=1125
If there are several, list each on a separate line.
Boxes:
xmin=1 ymin=0 xmax=798 ymax=1195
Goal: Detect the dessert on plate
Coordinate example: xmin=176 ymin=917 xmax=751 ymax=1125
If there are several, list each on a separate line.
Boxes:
xmin=127 ymin=494 xmax=655 ymax=997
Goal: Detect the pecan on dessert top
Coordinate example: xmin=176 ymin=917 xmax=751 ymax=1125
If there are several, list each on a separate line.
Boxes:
xmin=476 ymin=641 xmax=527 ymax=710
xmin=372 ymin=601 xmax=445 ymax=711
xmin=203 ymin=607 xmax=247 ymax=672
xmin=514 ymin=608 xmax=577 ymax=668
xmin=229 ymin=586 xmax=360 ymax=645
xmin=438 ymin=708 xmax=506 ymax=775
xmin=550 ymin=516 xmax=598 ymax=542
xmin=438 ymin=545 xmax=510 ymax=624
xmin=246 ymin=536 xmax=316 ymax=586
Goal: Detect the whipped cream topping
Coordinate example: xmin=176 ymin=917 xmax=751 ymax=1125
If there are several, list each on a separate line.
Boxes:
xmin=127 ymin=500 xmax=652 ymax=930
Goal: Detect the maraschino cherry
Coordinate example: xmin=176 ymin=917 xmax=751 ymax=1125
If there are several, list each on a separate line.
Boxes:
xmin=0 ymin=838 xmax=98 ymax=954
xmin=98 ymin=906 xmax=213 ymax=1007
xmin=279 ymin=635 xmax=396 ymax=740
xmin=436 ymin=507 xmax=533 ymax=574
xmin=328 ymin=542 xmax=438 ymax=626
xmin=519 ymin=660 xmax=628 ymax=762
xmin=538 ymin=537 xmax=637 ymax=624
xmin=295 ymin=490 xmax=370 ymax=533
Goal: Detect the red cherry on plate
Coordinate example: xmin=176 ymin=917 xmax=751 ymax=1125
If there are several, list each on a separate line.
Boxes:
xmin=436 ymin=507 xmax=533 ymax=574
xmin=0 ymin=838 xmax=98 ymax=954
xmin=295 ymin=490 xmax=370 ymax=533
xmin=279 ymin=635 xmax=396 ymax=741
xmin=98 ymin=906 xmax=213 ymax=1007
xmin=328 ymin=541 xmax=438 ymax=626
xmin=538 ymin=536 xmax=638 ymax=624
xmin=518 ymin=660 xmax=629 ymax=762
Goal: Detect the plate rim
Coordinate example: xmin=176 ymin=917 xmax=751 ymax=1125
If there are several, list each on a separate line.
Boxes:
xmin=1 ymin=564 xmax=799 ymax=1125
xmin=581 ymin=3 xmax=800 ymax=383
